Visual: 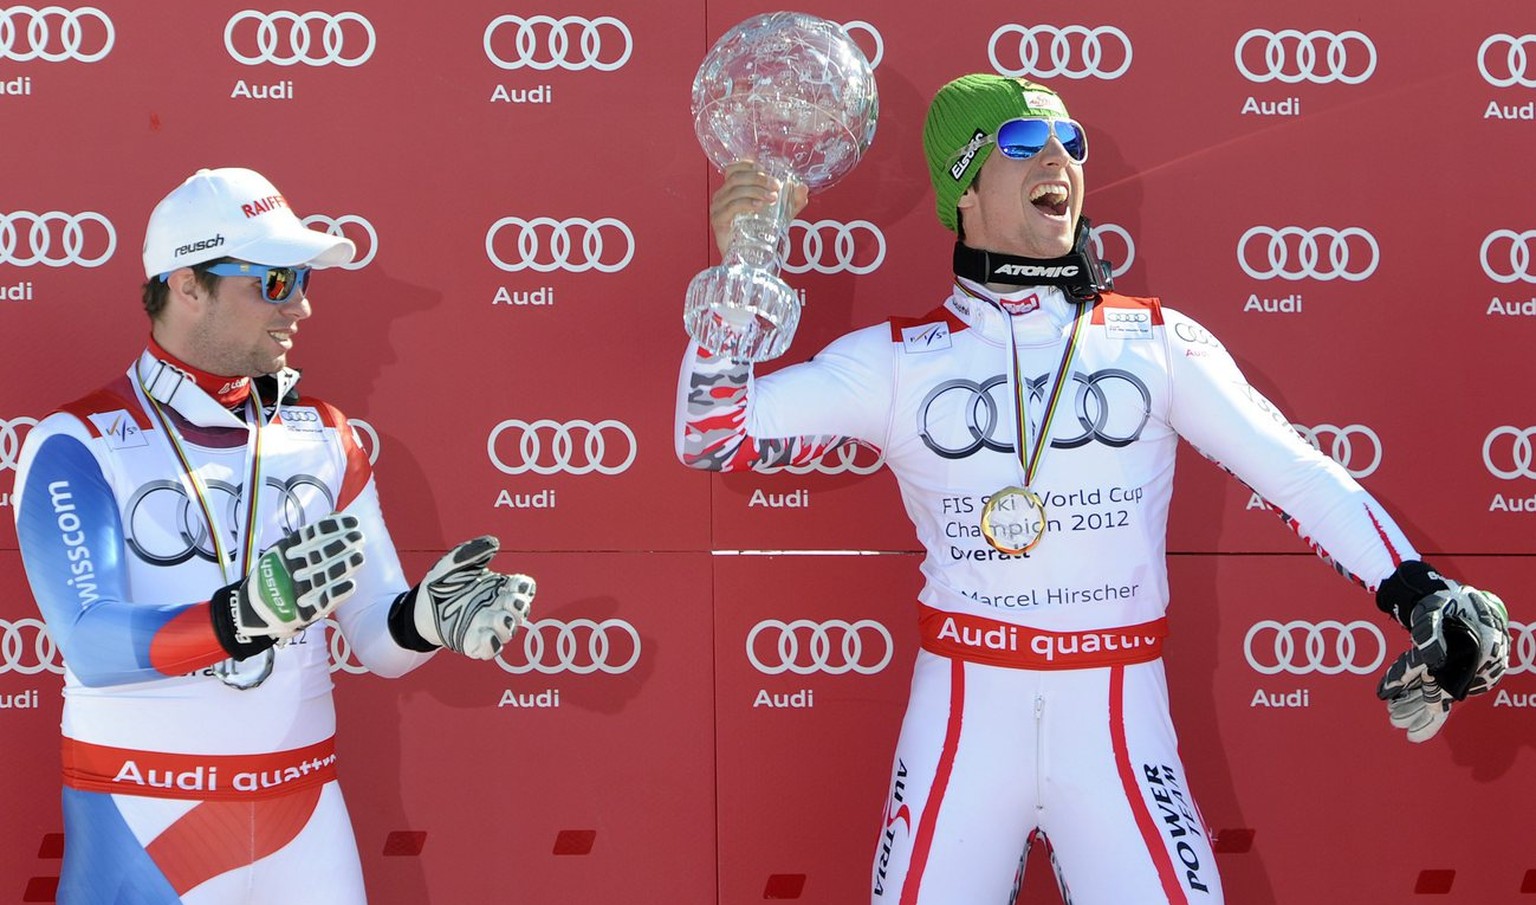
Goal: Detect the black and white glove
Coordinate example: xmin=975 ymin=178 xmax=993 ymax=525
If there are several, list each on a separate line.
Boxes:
xmin=211 ymin=514 xmax=366 ymax=652
xmin=392 ymin=536 xmax=534 ymax=660
xmin=1375 ymin=561 xmax=1510 ymax=743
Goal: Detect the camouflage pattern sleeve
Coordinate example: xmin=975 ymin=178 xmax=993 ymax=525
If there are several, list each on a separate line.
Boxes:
xmin=676 ymin=346 xmax=864 ymax=473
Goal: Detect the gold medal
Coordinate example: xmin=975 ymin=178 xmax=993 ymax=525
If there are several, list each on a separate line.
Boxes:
xmin=980 ymin=486 xmax=1048 ymax=554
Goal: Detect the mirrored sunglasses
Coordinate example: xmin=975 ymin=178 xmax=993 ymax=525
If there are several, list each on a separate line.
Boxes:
xmin=956 ymin=118 xmax=1089 ymax=165
xmin=204 ymin=262 xmax=311 ymax=303
xmin=161 ymin=261 xmax=313 ymax=303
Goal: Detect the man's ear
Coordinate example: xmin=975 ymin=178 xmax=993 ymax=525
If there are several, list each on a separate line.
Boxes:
xmin=163 ymin=267 xmax=207 ymax=309
xmin=953 ymin=185 xmax=979 ymax=239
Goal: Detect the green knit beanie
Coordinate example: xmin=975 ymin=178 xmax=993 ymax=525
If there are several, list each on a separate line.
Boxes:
xmin=922 ymin=74 xmax=1072 ymax=233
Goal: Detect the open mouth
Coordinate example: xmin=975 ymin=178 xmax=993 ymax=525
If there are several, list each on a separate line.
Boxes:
xmin=1029 ymin=184 xmax=1070 ymax=218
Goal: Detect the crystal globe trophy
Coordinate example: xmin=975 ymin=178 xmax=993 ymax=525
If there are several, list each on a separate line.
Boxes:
xmin=684 ymin=11 xmax=878 ymax=362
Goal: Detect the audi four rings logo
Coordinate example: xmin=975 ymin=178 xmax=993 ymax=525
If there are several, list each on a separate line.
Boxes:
xmin=301 ymin=214 xmax=376 ymax=269
xmin=1509 ymin=622 xmax=1534 ymax=676
xmin=0 ymin=618 xmax=62 ymax=675
xmin=919 ymin=369 xmax=1151 ymax=460
xmin=783 ymin=219 xmax=886 ymax=275
xmin=1292 ymin=423 xmax=1382 ymax=478
xmin=1237 ymin=226 xmax=1379 ymax=281
xmin=483 ymin=14 xmax=632 ymax=71
xmin=1479 ymin=230 xmax=1536 ymax=284
xmin=988 ymin=24 xmax=1132 ymax=80
xmin=322 ymin=618 xmax=367 ymax=675
xmin=1483 ymin=426 xmax=1536 ymax=480
xmin=1089 ymin=222 xmax=1135 ymax=279
xmin=1243 ymin=620 xmax=1386 ymax=676
xmin=1234 ymin=29 xmax=1377 ymax=84
xmin=1 ymin=417 xmax=38 ymax=471
xmin=746 ymin=619 xmax=894 ymax=676
xmin=125 ymin=475 xmax=335 ymax=565
xmin=1173 ymin=321 xmax=1221 ymax=349
xmin=224 ymin=10 xmax=375 ymax=67
xmin=487 ymin=419 xmax=637 ymax=476
xmin=485 ymin=217 xmax=635 ymax=274
xmin=0 ymin=211 xmax=116 ymax=268
xmin=495 ymin=618 xmax=642 ymax=675
xmin=0 ymin=5 xmax=113 ymax=61
xmin=754 ymin=442 xmax=886 ymax=477
xmin=348 ymin=418 xmax=380 ymax=465
xmin=1478 ymin=34 xmax=1536 ymax=88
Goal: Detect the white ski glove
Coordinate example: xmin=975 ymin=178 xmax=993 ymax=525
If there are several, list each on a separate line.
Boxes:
xmin=411 ymin=536 xmax=535 ymax=660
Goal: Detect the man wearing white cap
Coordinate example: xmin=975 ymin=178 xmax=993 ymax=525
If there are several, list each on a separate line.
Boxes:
xmin=13 ymin=167 xmax=536 ymax=904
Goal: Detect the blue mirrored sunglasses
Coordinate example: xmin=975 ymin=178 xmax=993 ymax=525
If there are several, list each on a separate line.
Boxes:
xmin=161 ymin=262 xmax=311 ymax=303
xmin=989 ymin=118 xmax=1089 ymax=164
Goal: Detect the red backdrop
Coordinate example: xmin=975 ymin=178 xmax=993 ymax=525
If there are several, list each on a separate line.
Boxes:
xmin=2 ymin=2 xmax=1533 ymax=903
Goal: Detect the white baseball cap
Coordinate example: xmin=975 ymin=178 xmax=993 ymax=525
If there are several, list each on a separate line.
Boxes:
xmin=141 ymin=167 xmax=355 ymax=278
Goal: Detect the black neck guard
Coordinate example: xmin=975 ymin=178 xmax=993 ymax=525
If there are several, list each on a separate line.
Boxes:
xmin=952 ymin=217 xmax=1114 ymax=302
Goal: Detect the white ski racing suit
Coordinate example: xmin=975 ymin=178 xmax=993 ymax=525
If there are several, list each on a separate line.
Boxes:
xmin=675 ymin=280 xmax=1415 ymax=904
xmin=15 ymin=349 xmax=434 ymax=904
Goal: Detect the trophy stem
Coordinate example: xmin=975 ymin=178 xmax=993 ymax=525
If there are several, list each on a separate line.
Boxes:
xmin=724 ymin=172 xmax=800 ymax=273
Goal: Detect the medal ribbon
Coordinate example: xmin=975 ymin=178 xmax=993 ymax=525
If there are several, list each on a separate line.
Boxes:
xmin=956 ymin=281 xmax=1090 ymax=491
xmin=136 ymin=364 xmax=267 ymax=584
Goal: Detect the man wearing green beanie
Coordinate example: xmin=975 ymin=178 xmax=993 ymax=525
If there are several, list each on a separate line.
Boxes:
xmin=674 ymin=74 xmax=1510 ymax=904
xmin=922 ymin=72 xmax=1077 ymax=236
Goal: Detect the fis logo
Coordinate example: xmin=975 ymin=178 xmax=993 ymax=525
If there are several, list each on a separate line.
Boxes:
xmin=87 ymin=411 xmax=146 ymax=450
xmin=901 ymin=323 xmax=951 ymax=353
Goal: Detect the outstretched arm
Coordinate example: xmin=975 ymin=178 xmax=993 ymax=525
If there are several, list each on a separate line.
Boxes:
xmin=1161 ymin=309 xmax=1511 ymax=740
